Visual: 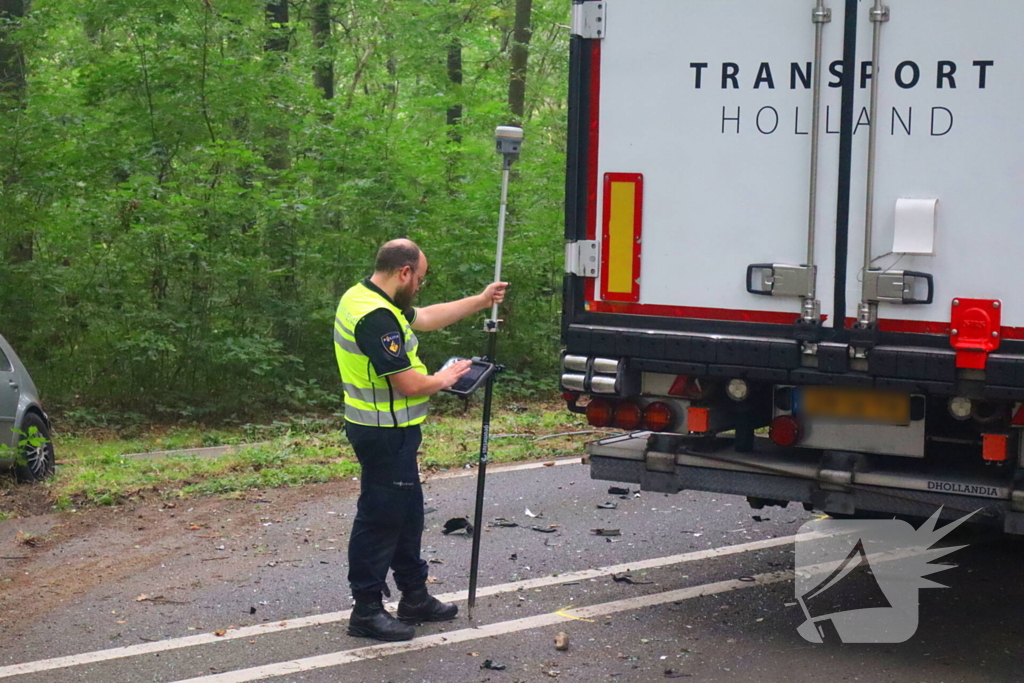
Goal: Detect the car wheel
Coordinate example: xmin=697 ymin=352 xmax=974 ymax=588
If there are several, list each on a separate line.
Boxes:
xmin=15 ymin=412 xmax=55 ymax=483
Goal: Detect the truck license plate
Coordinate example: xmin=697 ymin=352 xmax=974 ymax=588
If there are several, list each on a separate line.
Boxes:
xmin=797 ymin=387 xmax=911 ymax=425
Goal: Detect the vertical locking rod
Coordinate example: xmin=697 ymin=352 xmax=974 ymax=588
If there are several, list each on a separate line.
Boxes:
xmin=859 ymin=0 xmax=889 ymax=327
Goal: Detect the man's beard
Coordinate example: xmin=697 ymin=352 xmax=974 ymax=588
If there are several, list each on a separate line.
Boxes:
xmin=394 ymin=282 xmax=416 ymax=311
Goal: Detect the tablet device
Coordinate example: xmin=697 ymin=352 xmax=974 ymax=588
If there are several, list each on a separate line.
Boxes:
xmin=440 ymin=357 xmax=497 ymax=397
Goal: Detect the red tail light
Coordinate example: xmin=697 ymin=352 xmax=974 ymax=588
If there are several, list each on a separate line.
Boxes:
xmin=643 ymin=402 xmax=674 ymax=432
xmin=614 ymin=402 xmax=643 ymax=431
xmin=586 ymin=398 xmax=614 ymax=427
xmin=769 ymin=415 xmax=802 ymax=447
xmin=562 ymin=391 xmax=579 ymax=403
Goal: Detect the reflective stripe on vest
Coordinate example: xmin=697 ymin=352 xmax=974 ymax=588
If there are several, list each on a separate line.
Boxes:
xmin=334 ymin=282 xmax=429 ymax=427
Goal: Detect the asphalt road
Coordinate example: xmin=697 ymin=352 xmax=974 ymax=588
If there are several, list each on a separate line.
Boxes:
xmin=1 ymin=459 xmax=1022 ymax=682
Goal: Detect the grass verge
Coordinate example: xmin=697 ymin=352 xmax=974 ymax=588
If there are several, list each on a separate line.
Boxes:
xmin=20 ymin=398 xmax=599 ymax=513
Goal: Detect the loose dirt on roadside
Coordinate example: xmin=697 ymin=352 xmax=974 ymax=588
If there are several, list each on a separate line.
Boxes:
xmin=0 ymin=479 xmax=360 ymax=638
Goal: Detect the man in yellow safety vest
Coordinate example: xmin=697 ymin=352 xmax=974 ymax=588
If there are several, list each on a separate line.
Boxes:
xmin=334 ymin=238 xmax=507 ymax=641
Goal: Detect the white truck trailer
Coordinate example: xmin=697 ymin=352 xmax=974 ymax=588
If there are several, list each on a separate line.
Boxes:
xmin=560 ymin=0 xmax=1024 ymax=532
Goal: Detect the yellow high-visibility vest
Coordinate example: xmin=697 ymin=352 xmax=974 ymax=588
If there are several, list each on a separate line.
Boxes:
xmin=334 ymin=282 xmax=429 ymax=427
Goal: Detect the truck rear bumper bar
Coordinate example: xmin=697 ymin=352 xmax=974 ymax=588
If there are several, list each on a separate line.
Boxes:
xmin=566 ymin=323 xmax=1024 ymax=399
xmin=588 ymin=432 xmax=1024 ymax=535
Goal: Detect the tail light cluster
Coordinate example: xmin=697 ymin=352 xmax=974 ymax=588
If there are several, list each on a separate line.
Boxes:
xmin=586 ymin=398 xmax=675 ymax=432
xmin=769 ymin=415 xmax=802 ymax=447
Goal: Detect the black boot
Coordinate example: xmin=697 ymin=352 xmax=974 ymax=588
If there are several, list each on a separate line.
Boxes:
xmin=348 ymin=595 xmax=415 ymax=642
xmin=397 ymin=586 xmax=459 ymax=623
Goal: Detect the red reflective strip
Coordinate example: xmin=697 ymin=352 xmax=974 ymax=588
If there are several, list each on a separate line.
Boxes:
xmin=584 ymin=41 xmax=601 ymax=305
xmin=1013 ymin=404 xmax=1024 ymax=427
xmin=589 ymin=301 xmax=804 ymax=325
xmin=844 ymin=317 xmax=1024 ymax=341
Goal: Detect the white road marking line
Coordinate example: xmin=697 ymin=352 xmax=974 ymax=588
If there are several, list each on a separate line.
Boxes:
xmin=425 ymin=456 xmax=581 ymax=480
xmin=0 ymin=534 xmax=799 ymax=679
xmin=172 ymin=571 xmax=793 ymax=683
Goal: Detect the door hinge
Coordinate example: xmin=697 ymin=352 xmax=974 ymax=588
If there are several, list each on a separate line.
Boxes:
xmin=566 ymin=240 xmax=599 ymax=277
xmin=746 ymin=264 xmax=816 ymax=298
xmin=863 ymin=270 xmax=933 ymax=304
xmin=571 ymin=0 xmax=606 ymax=39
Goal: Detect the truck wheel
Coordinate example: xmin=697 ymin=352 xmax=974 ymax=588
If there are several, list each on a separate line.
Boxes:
xmin=15 ymin=412 xmax=55 ymax=483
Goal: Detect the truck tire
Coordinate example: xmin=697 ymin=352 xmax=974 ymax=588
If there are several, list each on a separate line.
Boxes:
xmin=15 ymin=412 xmax=55 ymax=483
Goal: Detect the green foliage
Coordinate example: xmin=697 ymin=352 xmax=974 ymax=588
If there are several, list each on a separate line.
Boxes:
xmin=0 ymin=426 xmax=50 ymax=467
xmin=0 ymin=0 xmax=571 ymax=418
xmin=43 ymin=400 xmax=588 ymax=507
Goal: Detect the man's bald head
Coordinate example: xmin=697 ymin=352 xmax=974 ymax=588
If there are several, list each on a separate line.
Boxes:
xmin=374 ymin=239 xmax=422 ymax=275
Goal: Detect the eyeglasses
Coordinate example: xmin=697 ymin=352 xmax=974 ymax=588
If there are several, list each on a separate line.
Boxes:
xmin=406 ymin=267 xmax=427 ymax=288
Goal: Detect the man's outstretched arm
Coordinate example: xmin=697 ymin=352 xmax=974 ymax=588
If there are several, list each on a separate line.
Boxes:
xmin=411 ymin=282 xmax=508 ymax=332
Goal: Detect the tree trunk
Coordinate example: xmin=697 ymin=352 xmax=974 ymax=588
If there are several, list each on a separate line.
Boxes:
xmin=262 ymin=1 xmax=290 ymax=173
xmin=264 ymin=1 xmax=289 ymax=55
xmin=446 ymin=0 xmax=462 ymax=134
xmin=311 ymin=0 xmax=334 ymax=100
xmin=507 ymin=0 xmax=533 ymax=122
xmin=444 ymin=0 xmax=463 ymax=191
xmin=1 ymin=0 xmax=30 ymax=263
xmin=263 ymin=1 xmax=298 ymax=353
xmin=0 ymin=0 xmax=26 ymax=104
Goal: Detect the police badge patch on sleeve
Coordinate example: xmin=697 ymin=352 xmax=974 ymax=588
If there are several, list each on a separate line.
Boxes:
xmin=381 ymin=331 xmax=402 ymax=357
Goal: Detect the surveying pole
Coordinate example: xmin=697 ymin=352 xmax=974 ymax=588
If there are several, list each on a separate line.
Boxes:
xmin=467 ymin=125 xmax=523 ymax=620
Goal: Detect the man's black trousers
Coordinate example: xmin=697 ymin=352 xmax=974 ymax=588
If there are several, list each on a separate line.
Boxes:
xmin=345 ymin=421 xmax=429 ymax=599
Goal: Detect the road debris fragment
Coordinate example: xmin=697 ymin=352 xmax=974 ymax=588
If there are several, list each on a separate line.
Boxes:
xmin=612 ymin=573 xmax=653 ymax=585
xmin=481 ymin=659 xmax=507 ymax=670
xmin=591 ymin=528 xmax=621 ymax=537
xmin=442 ymin=517 xmax=474 ymax=536
xmin=607 ymin=487 xmax=630 ymax=496
xmin=597 ymin=502 xmax=618 ymax=510
xmin=554 ymin=631 xmax=570 ymax=651
xmin=135 ymin=594 xmax=189 ymax=605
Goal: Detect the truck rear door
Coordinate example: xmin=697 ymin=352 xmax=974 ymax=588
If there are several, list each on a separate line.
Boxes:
xmin=573 ymin=0 xmax=850 ymax=332
xmin=851 ymin=0 xmax=1024 ymax=340
xmin=568 ymin=0 xmax=1024 ymax=358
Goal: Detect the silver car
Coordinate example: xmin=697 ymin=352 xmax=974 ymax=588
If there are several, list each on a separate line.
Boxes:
xmin=0 ymin=334 xmax=54 ymax=481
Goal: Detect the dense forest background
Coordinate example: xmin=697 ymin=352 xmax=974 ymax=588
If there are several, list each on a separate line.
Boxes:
xmin=0 ymin=0 xmax=570 ymax=421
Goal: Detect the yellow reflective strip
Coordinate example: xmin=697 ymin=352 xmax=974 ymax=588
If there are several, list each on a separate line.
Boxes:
xmin=345 ymin=405 xmax=386 ymax=425
xmin=342 ymin=384 xmax=378 ymax=404
xmin=607 ymin=181 xmax=636 ymax=294
xmin=344 ymin=395 xmax=378 ymax=411
xmin=334 ymin=329 xmax=362 ymax=354
xmin=335 ymin=320 xmax=356 ymax=342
